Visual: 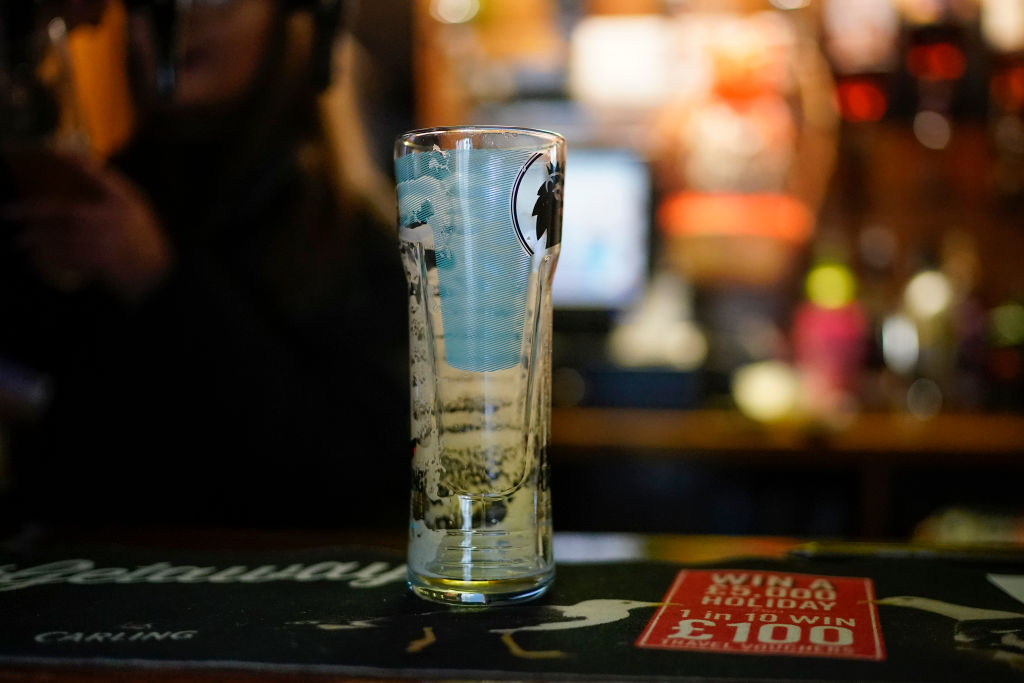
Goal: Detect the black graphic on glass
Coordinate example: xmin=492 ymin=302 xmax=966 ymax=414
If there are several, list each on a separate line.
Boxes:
xmin=511 ymin=153 xmax=563 ymax=255
xmin=532 ymin=160 xmax=563 ymax=249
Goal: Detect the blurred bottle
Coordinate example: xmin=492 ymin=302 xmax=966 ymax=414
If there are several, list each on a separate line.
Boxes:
xmin=792 ymin=255 xmax=869 ymax=423
xmin=981 ymin=0 xmax=1024 ymax=200
xmin=821 ymin=0 xmax=900 ymax=126
xmin=890 ymin=252 xmax=958 ymax=419
xmin=986 ymin=297 xmax=1024 ymax=411
xmin=650 ymin=0 xmax=837 ymax=385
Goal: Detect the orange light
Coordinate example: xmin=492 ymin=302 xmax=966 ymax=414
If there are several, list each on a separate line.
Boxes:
xmin=836 ymin=78 xmax=888 ymax=123
xmin=657 ymin=192 xmax=813 ymax=244
xmin=907 ymin=42 xmax=966 ymax=82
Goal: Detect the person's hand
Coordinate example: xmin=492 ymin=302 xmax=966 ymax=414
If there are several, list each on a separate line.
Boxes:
xmin=2 ymin=152 xmax=172 ymax=303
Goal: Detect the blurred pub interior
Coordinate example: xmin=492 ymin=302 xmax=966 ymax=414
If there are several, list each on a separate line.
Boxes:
xmin=2 ymin=0 xmax=1023 ymax=542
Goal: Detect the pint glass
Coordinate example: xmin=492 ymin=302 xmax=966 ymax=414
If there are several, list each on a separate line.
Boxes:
xmin=395 ymin=126 xmax=564 ymax=605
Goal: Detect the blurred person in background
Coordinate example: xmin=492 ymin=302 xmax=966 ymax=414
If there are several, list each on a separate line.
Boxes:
xmin=0 ymin=0 xmax=408 ymax=530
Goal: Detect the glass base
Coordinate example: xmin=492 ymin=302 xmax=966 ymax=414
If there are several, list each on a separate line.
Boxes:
xmin=408 ymin=570 xmax=554 ymax=606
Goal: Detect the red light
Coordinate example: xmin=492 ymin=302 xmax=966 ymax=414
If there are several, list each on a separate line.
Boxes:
xmin=907 ymin=42 xmax=966 ymax=81
xmin=836 ymin=79 xmax=888 ymax=123
xmin=992 ymin=65 xmax=1024 ymax=112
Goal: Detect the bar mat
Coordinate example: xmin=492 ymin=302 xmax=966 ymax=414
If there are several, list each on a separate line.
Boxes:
xmin=0 ymin=544 xmax=1022 ymax=681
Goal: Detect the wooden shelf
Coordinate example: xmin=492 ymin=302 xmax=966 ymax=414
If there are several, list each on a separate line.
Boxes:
xmin=551 ymin=408 xmax=1024 ymax=537
xmin=551 ymin=408 xmax=1024 ymax=462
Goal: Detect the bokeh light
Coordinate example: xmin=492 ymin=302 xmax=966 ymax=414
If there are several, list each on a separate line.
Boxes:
xmin=907 ymin=377 xmax=943 ymax=419
xmin=882 ymin=313 xmax=920 ymax=375
xmin=981 ymin=0 xmax=1024 ymax=53
xmin=770 ymin=0 xmax=811 ymax=9
xmin=732 ymin=361 xmax=801 ymax=423
xmin=805 ymin=263 xmax=858 ymax=310
xmin=859 ymin=224 xmax=898 ymax=270
xmin=836 ymin=79 xmax=889 ymax=123
xmin=907 ymin=42 xmax=966 ymax=81
xmin=991 ymin=301 xmax=1024 ymax=346
xmin=913 ymin=111 xmax=952 ymax=149
xmin=904 ymin=270 xmax=954 ymax=319
xmin=430 ymin=0 xmax=480 ymax=25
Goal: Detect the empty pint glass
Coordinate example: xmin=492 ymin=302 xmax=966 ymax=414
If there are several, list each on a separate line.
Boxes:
xmin=395 ymin=126 xmax=564 ymax=605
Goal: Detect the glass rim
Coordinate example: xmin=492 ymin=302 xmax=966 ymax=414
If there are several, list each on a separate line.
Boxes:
xmin=395 ymin=125 xmax=565 ymax=152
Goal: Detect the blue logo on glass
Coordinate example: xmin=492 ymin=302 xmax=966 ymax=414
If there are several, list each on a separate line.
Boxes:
xmin=397 ymin=148 xmax=560 ymax=373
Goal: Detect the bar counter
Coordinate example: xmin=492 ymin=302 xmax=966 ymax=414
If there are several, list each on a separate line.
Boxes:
xmin=1 ymin=529 xmax=1022 ymax=682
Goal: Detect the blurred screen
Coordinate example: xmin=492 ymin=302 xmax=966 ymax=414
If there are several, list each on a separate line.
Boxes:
xmin=553 ymin=147 xmax=650 ymax=310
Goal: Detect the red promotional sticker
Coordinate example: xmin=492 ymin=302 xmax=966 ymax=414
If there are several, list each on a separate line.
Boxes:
xmin=636 ymin=569 xmax=885 ymax=661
